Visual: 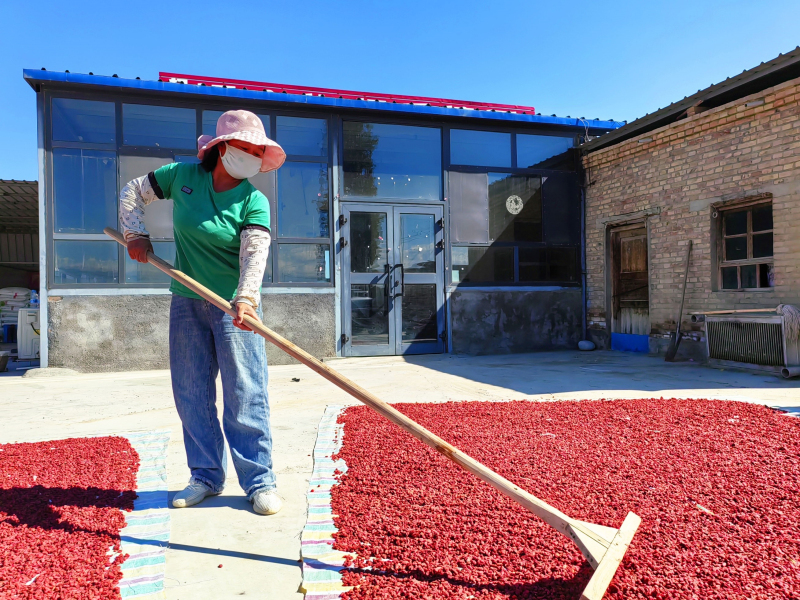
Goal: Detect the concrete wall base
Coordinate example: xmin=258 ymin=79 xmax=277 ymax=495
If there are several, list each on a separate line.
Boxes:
xmin=450 ymin=289 xmax=582 ymax=355
xmin=48 ymin=293 xmax=336 ymax=373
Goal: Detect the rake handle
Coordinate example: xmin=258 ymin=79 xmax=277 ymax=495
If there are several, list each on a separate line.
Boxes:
xmin=105 ymin=228 xmax=613 ymax=565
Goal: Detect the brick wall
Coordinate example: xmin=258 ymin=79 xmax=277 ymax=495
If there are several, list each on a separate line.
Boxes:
xmin=583 ymin=77 xmax=800 ymax=347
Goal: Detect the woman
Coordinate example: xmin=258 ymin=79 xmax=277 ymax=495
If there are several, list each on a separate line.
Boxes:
xmin=119 ymin=110 xmax=286 ymax=515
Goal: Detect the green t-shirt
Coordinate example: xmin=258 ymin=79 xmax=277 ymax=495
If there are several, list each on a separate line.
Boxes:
xmin=151 ymin=162 xmax=271 ymax=301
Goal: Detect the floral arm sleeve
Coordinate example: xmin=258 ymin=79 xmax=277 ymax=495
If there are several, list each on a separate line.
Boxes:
xmin=119 ymin=173 xmax=163 ymax=241
xmin=234 ymin=226 xmax=271 ymax=308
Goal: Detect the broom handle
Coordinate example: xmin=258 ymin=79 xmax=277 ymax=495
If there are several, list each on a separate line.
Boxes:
xmin=674 ymin=240 xmax=693 ymax=336
xmin=105 ymin=228 xmax=609 ymax=556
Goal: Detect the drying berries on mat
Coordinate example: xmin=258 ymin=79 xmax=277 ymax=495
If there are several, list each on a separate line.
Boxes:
xmin=331 ymin=399 xmax=800 ymax=599
xmin=0 ymin=437 xmax=139 ymax=599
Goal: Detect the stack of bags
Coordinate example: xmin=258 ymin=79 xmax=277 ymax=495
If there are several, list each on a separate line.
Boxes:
xmin=0 ymin=287 xmax=31 ymax=331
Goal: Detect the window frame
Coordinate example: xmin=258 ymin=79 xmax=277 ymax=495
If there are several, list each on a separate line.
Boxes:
xmin=445 ymin=125 xmax=580 ymax=287
xmin=44 ymin=89 xmax=337 ymax=289
xmin=717 ymin=200 xmax=774 ymax=292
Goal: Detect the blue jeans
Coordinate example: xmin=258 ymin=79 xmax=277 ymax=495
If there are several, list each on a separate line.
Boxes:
xmin=169 ymin=294 xmax=275 ymax=499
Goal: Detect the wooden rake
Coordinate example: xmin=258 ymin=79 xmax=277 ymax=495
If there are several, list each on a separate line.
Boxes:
xmin=106 ymin=227 xmax=641 ymax=600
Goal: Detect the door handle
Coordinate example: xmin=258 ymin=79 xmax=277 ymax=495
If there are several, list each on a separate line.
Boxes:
xmin=393 ymin=263 xmax=404 ymax=298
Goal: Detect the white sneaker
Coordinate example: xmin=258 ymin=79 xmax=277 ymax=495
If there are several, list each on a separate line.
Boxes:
xmin=172 ymin=480 xmax=219 ymax=508
xmin=252 ymin=489 xmax=283 ymax=515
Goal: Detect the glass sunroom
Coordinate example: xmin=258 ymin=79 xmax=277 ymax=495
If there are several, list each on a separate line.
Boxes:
xmin=25 ymin=69 xmax=621 ymax=371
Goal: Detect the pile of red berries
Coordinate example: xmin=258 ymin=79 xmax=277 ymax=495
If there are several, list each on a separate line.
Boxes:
xmin=331 ymin=399 xmax=800 ymax=599
xmin=0 ymin=436 xmax=139 ymax=599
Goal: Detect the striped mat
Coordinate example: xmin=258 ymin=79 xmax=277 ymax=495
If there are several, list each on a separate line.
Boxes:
xmin=118 ymin=430 xmax=171 ymax=599
xmin=300 ymin=406 xmax=353 ymax=599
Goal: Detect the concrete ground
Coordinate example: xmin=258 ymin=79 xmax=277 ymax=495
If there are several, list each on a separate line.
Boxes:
xmin=1 ymin=350 xmax=799 ymax=599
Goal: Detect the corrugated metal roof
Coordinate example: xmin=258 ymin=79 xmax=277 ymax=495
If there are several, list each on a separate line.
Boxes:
xmin=582 ymin=47 xmax=800 ymax=152
xmin=0 ymin=180 xmax=38 ymax=234
xmin=23 ymin=69 xmax=623 ymax=131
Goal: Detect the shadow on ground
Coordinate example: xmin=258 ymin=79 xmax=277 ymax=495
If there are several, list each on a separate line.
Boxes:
xmin=400 ymin=350 xmax=800 ymax=397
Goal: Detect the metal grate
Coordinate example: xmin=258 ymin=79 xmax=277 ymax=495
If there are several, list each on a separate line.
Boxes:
xmin=707 ymin=319 xmax=785 ymax=366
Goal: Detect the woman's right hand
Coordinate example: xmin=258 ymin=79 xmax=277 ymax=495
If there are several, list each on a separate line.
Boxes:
xmin=128 ymin=237 xmax=154 ymax=263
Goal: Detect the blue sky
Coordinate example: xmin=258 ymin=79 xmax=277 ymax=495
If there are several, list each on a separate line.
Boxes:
xmin=2 ymin=0 xmax=799 ymax=181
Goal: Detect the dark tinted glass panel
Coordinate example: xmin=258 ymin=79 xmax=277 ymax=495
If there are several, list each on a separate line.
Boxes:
xmin=277 ymin=116 xmax=327 ymax=156
xmin=751 ymin=205 xmax=772 ymax=232
xmin=759 ymin=264 xmax=774 ymax=288
xmin=262 ymin=251 xmax=273 ymax=283
xmin=516 ymin=134 xmax=573 ymax=169
xmin=451 ymin=246 xmax=513 ymax=283
xmin=52 ymin=98 xmax=115 ymax=144
xmin=125 ymin=242 xmax=176 ymax=283
xmin=277 ymin=163 xmax=329 ymax=238
xmin=725 ymin=237 xmax=747 ymax=260
xmin=721 ymin=266 xmax=738 ymax=289
xmin=752 ymin=233 xmax=773 ymax=258
xmin=350 ymin=212 xmax=388 ymax=273
xmin=351 ymin=284 xmax=389 ymax=345
xmin=519 ymin=248 xmax=547 ymax=282
xmin=724 ymin=211 xmax=747 ymax=235
xmin=119 ymin=156 xmax=173 ymax=239
xmin=488 ymin=173 xmax=542 ymax=242
xmin=122 ymin=104 xmax=196 ymax=148
xmin=54 ymin=241 xmax=118 ymax=284
xmin=741 ymin=264 xmax=757 ymax=289
xmin=343 ymin=122 xmax=441 ymax=200
xmin=548 ymin=248 xmax=578 ymax=282
xmin=402 ymin=284 xmax=437 ymax=342
xmin=450 ymin=130 xmax=511 ymax=167
xmin=53 ymin=149 xmax=117 ymax=233
xmin=400 ymin=214 xmax=435 ymax=273
xmin=278 ymin=244 xmax=330 ymax=283
xmin=202 ymin=111 xmax=224 ymax=136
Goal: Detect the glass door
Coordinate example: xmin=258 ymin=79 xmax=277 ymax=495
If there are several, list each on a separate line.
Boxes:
xmin=342 ymin=204 xmax=444 ymax=356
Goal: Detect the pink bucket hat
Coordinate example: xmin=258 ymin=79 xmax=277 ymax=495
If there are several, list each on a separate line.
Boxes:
xmin=197 ymin=110 xmax=286 ymax=172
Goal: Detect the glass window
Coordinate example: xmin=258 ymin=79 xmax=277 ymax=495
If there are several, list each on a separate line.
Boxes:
xmin=52 ymin=98 xmax=115 ymax=144
xmin=343 ymin=122 xmax=441 ymax=200
xmin=54 ymin=240 xmax=118 ymax=284
xmin=450 ymin=130 xmax=511 ymax=167
xmin=547 ymin=248 xmax=579 ymax=282
xmin=351 ymin=284 xmax=389 ymax=345
xmin=402 ymin=284 xmax=438 ymax=342
xmin=202 ymin=111 xmax=270 ymax=138
xmin=488 ymin=174 xmax=542 ymax=242
xmin=518 ymin=247 xmax=546 ymax=282
xmin=53 ymin=149 xmax=117 ymax=234
xmin=276 ymin=116 xmax=327 ymax=156
xmin=517 ymin=134 xmax=574 ymax=169
xmin=263 ymin=252 xmax=273 ymax=283
xmin=400 ymin=213 xmax=435 ymax=273
xmin=277 ymin=162 xmax=329 ymax=238
xmin=278 ymin=244 xmax=330 ymax=283
xmin=125 ymin=242 xmax=176 ymax=284
xmin=119 ymin=156 xmax=174 ymax=239
xmin=202 ymin=110 xmax=224 ymax=136
xmin=719 ymin=203 xmax=773 ymax=290
xmin=350 ymin=212 xmax=388 ymax=273
xmin=122 ymin=104 xmax=196 ymax=149
xmin=752 ymin=233 xmax=773 ymax=258
xmin=451 ymin=246 xmax=513 ymax=283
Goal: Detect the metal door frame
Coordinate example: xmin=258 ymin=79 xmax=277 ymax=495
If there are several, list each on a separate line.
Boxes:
xmin=341 ymin=202 xmax=445 ymax=357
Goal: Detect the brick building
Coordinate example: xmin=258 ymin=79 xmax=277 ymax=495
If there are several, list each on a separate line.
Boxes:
xmin=582 ymin=49 xmax=800 ymax=363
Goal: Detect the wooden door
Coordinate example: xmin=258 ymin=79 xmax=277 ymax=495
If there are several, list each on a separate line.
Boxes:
xmin=611 ymin=226 xmax=649 ymax=335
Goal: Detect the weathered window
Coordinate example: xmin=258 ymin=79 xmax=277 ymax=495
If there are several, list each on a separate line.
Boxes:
xmin=719 ymin=203 xmax=773 ymax=290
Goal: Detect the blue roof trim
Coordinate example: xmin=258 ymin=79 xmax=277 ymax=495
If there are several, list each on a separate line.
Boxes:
xmin=24 ymin=69 xmax=624 ymax=130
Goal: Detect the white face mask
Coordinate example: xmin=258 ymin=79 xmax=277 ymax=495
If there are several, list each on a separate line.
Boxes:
xmin=220 ymin=143 xmax=262 ymax=179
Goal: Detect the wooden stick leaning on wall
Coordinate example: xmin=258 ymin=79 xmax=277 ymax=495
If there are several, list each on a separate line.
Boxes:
xmin=105 ymin=227 xmax=641 ymax=600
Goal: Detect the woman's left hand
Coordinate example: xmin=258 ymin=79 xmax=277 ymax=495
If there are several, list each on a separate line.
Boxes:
xmin=233 ymin=302 xmax=260 ymax=332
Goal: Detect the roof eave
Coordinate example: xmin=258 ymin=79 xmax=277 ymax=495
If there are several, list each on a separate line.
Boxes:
xmin=23 ymin=69 xmax=623 ymax=131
